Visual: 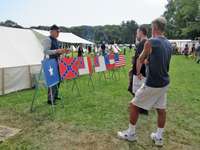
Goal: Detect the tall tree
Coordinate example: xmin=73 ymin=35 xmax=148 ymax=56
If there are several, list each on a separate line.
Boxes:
xmin=163 ymin=0 xmax=200 ymax=39
xmin=0 ymin=20 xmax=23 ymax=28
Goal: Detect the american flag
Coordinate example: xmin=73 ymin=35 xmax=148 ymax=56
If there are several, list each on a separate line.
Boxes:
xmin=114 ymin=54 xmax=126 ymax=67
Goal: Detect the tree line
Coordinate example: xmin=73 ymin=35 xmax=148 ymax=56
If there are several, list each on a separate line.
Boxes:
xmin=1 ymin=0 xmax=199 ymax=43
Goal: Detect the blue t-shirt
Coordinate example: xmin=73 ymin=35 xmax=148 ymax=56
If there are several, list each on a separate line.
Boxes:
xmin=145 ymin=37 xmax=174 ymax=88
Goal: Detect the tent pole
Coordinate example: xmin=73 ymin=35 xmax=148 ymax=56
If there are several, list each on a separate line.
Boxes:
xmin=29 ymin=65 xmax=32 ymax=89
xmin=2 ymin=67 xmax=4 ymax=95
xmin=72 ymin=45 xmax=73 ymax=58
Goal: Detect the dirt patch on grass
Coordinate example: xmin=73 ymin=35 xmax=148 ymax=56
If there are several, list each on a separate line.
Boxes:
xmin=0 ymin=125 xmax=21 ymax=143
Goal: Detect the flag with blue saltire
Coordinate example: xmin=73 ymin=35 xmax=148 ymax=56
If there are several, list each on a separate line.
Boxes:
xmin=114 ymin=54 xmax=126 ymax=67
xmin=104 ymin=55 xmax=115 ymax=70
xmin=77 ymin=57 xmax=93 ymax=75
xmin=58 ymin=58 xmax=79 ymax=79
xmin=93 ymin=56 xmax=106 ymax=72
xmin=41 ymin=59 xmax=60 ymax=88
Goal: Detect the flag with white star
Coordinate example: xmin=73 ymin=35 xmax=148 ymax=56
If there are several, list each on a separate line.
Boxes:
xmin=41 ymin=59 xmax=60 ymax=88
xmin=104 ymin=55 xmax=115 ymax=70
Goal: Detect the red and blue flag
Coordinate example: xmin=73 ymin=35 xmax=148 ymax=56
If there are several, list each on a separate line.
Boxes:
xmin=104 ymin=55 xmax=115 ymax=70
xmin=58 ymin=58 xmax=79 ymax=79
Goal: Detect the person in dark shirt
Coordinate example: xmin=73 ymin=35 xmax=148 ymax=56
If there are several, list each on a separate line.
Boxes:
xmin=88 ymin=45 xmax=92 ymax=54
xmin=43 ymin=24 xmax=69 ymax=105
xmin=131 ymin=26 xmax=149 ymax=115
xmin=101 ymin=41 xmax=106 ymax=56
xmin=78 ymin=44 xmax=83 ymax=57
xmin=129 ymin=44 xmax=132 ymax=53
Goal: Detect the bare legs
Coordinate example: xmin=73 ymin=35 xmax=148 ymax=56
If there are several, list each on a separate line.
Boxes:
xmin=157 ymin=109 xmax=166 ymax=128
xmin=129 ymin=103 xmax=139 ymax=125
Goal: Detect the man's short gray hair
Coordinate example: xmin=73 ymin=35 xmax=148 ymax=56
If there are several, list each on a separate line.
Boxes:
xmin=151 ymin=17 xmax=167 ymax=32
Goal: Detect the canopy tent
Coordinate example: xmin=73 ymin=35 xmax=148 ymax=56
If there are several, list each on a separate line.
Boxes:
xmin=32 ymin=29 xmax=94 ymax=45
xmin=0 ymin=26 xmax=44 ymax=95
xmin=115 ymin=46 xmax=121 ymax=52
xmin=111 ymin=45 xmax=119 ymax=53
xmin=169 ymin=39 xmax=193 ymax=53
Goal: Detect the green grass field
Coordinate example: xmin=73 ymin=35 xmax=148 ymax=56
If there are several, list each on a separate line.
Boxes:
xmin=0 ymin=50 xmax=200 ymax=150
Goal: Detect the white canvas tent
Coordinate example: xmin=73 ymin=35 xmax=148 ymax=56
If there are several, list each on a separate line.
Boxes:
xmin=32 ymin=29 xmax=94 ymax=45
xmin=116 ymin=46 xmax=121 ymax=52
xmin=169 ymin=39 xmax=192 ymax=53
xmin=0 ymin=26 xmax=44 ymax=95
xmin=111 ymin=45 xmax=119 ymax=53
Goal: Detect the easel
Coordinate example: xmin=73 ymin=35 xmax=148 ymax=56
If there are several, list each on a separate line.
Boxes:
xmin=77 ymin=57 xmax=95 ymax=94
xmin=87 ymin=73 xmax=95 ymax=92
xmin=98 ymin=71 xmax=108 ymax=88
xmin=92 ymin=56 xmax=108 ymax=88
xmin=69 ymin=78 xmax=81 ymax=100
xmin=110 ymin=68 xmax=117 ymax=83
xmin=117 ymin=66 xmax=127 ymax=80
xmin=30 ymin=56 xmax=64 ymax=118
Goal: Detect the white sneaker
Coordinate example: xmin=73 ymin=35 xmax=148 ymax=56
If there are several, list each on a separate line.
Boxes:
xmin=150 ymin=133 xmax=163 ymax=147
xmin=117 ymin=130 xmax=137 ymax=142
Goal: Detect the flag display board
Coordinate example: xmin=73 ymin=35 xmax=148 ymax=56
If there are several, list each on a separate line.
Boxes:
xmin=104 ymin=55 xmax=115 ymax=70
xmin=41 ymin=59 xmax=60 ymax=88
xmin=58 ymin=58 xmax=79 ymax=79
xmin=93 ymin=56 xmax=106 ymax=72
xmin=114 ymin=54 xmax=126 ymax=67
xmin=77 ymin=57 xmax=93 ymax=75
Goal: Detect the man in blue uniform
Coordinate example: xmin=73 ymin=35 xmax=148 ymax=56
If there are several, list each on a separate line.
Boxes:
xmin=43 ymin=24 xmax=69 ymax=105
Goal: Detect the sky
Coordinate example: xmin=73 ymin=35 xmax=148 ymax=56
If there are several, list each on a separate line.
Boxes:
xmin=0 ymin=0 xmax=168 ymax=28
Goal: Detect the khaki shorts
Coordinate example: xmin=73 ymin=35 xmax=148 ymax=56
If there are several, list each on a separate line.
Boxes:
xmin=132 ymin=75 xmax=146 ymax=93
xmin=131 ymin=84 xmax=170 ymax=110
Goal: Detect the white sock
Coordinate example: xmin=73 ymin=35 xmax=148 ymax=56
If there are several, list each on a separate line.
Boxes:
xmin=156 ymin=127 xmax=164 ymax=139
xmin=128 ymin=123 xmax=136 ymax=135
